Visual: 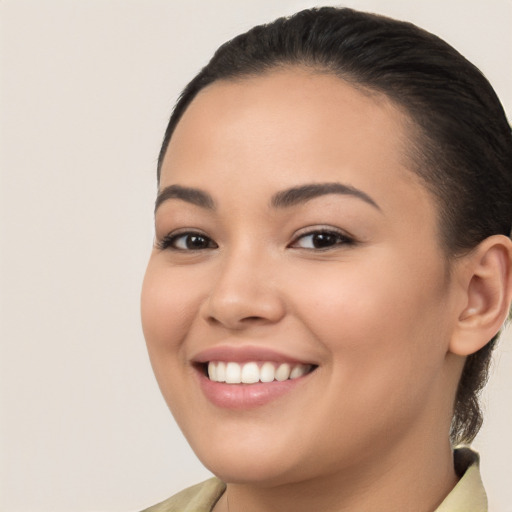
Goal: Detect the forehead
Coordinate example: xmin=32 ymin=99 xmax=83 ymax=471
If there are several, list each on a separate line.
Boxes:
xmin=161 ymin=67 xmax=429 ymax=215
xmin=165 ymin=69 xmax=409 ymax=167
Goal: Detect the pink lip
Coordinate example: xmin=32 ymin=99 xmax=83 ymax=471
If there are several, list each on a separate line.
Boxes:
xmin=191 ymin=345 xmax=316 ymax=409
xmin=192 ymin=345 xmax=311 ymax=365
xmin=196 ymin=370 xmax=312 ymax=410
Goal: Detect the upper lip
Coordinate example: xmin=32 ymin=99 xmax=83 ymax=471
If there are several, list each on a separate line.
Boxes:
xmin=191 ymin=345 xmax=316 ymax=365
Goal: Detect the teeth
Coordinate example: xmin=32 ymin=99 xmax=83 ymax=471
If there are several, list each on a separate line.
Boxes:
xmin=241 ymin=362 xmax=260 ymax=384
xmin=290 ymin=364 xmax=308 ymax=379
xmin=216 ymin=362 xmax=226 ymax=382
xmin=260 ymin=362 xmax=275 ymax=383
xmin=226 ymin=362 xmax=241 ymax=384
xmin=207 ymin=362 xmax=217 ymax=381
xmin=275 ymin=363 xmax=291 ymax=381
xmin=206 ymin=361 xmax=312 ymax=384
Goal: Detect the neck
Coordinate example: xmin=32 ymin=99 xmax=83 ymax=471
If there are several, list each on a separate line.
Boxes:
xmin=217 ymin=434 xmax=458 ymax=512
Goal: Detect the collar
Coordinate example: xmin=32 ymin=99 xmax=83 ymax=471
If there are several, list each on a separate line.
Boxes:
xmin=434 ymin=447 xmax=487 ymax=512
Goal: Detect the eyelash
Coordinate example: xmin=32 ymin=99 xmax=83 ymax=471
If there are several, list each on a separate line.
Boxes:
xmin=157 ymin=228 xmax=356 ymax=252
xmin=157 ymin=231 xmax=218 ymax=251
xmin=289 ymin=228 xmax=356 ymax=250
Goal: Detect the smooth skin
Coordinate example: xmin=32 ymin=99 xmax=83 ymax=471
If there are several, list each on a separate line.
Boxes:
xmin=141 ymin=68 xmax=512 ymax=512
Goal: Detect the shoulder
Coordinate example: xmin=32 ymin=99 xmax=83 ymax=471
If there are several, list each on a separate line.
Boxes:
xmin=140 ymin=478 xmax=226 ymax=512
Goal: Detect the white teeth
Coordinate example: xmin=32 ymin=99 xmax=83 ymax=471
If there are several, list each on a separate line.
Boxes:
xmin=206 ymin=361 xmax=312 ymax=384
xmin=241 ymin=362 xmax=260 ymax=384
xmin=290 ymin=364 xmax=308 ymax=379
xmin=260 ymin=362 xmax=275 ymax=383
xmin=225 ymin=362 xmax=242 ymax=384
xmin=207 ymin=362 xmax=217 ymax=381
xmin=216 ymin=362 xmax=226 ymax=382
xmin=275 ymin=363 xmax=291 ymax=381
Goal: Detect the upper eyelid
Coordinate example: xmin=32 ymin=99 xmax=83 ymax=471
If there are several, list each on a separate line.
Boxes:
xmin=291 ymin=225 xmax=355 ymax=240
xmin=156 ymin=225 xmax=357 ymax=248
xmin=157 ymin=229 xmax=217 ymax=250
xmin=156 ymin=226 xmax=210 ymax=240
xmin=287 ymin=228 xmax=356 ymax=250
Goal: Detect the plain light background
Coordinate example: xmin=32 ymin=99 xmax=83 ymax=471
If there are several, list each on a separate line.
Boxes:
xmin=1 ymin=1 xmax=511 ymax=511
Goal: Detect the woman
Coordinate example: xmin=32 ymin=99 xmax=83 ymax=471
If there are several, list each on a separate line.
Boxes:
xmin=140 ymin=7 xmax=512 ymax=511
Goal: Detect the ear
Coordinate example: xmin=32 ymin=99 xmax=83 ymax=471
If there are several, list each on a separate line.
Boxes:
xmin=450 ymin=235 xmax=512 ymax=356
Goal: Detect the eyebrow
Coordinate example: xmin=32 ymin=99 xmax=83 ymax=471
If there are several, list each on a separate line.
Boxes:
xmin=271 ymin=182 xmax=381 ymax=210
xmin=155 ymin=185 xmax=215 ymax=212
xmin=155 ymin=182 xmax=380 ymax=213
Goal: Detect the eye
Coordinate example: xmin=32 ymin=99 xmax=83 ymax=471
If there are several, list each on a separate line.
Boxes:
xmin=158 ymin=231 xmax=218 ymax=251
xmin=290 ymin=229 xmax=355 ymax=250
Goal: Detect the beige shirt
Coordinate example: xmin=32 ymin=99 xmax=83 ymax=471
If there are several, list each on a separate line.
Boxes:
xmin=141 ymin=448 xmax=487 ymax=512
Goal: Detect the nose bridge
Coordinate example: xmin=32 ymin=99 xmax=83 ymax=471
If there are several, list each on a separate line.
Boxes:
xmin=203 ymin=239 xmax=285 ymax=328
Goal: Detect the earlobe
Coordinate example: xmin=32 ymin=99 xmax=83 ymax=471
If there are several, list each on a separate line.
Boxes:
xmin=450 ymin=235 xmax=512 ymax=356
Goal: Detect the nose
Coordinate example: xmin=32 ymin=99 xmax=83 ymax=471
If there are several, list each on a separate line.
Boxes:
xmin=201 ymin=249 xmax=286 ymax=330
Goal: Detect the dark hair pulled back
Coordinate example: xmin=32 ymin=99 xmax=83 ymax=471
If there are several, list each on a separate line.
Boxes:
xmin=157 ymin=7 xmax=512 ymax=444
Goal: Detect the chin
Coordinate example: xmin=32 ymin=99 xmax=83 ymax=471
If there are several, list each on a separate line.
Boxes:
xmin=189 ymin=433 xmax=305 ymax=486
xmin=203 ymin=456 xmax=299 ymax=487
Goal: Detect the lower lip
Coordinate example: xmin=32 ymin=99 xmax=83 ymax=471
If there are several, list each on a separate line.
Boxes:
xmin=197 ymin=370 xmax=311 ymax=409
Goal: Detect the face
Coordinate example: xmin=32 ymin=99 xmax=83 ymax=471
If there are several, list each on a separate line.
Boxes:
xmin=141 ymin=69 xmax=462 ymax=486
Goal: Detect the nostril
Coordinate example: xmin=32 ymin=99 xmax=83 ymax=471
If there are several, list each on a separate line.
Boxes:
xmin=202 ymin=287 xmax=286 ymax=329
xmin=206 ymin=316 xmax=222 ymax=325
xmin=206 ymin=314 xmax=267 ymax=328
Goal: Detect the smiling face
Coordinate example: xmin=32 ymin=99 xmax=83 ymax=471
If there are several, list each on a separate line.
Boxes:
xmin=141 ymin=69 xmax=464 ymax=486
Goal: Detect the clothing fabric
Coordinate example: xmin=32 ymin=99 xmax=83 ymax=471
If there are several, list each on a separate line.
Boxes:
xmin=141 ymin=478 xmax=225 ymax=512
xmin=436 ymin=448 xmax=487 ymax=512
xmin=141 ymin=448 xmax=486 ymax=512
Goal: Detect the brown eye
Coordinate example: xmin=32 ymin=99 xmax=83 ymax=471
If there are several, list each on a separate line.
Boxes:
xmin=159 ymin=232 xmax=218 ymax=251
xmin=180 ymin=234 xmax=211 ymax=250
xmin=292 ymin=230 xmax=354 ymax=250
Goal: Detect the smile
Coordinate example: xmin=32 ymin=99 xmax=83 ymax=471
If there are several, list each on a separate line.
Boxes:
xmin=207 ymin=361 xmax=313 ymax=384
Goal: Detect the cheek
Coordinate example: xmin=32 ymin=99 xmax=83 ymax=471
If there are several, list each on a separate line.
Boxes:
xmin=289 ymin=257 xmax=452 ymax=450
xmin=141 ymin=260 xmax=199 ymax=359
xmin=140 ymin=261 xmax=203 ymax=418
xmin=292 ymin=250 xmax=451 ymax=368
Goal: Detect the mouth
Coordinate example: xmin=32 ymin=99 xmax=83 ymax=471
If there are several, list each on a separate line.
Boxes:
xmin=192 ymin=346 xmax=318 ymax=408
xmin=202 ymin=361 xmax=316 ymax=384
